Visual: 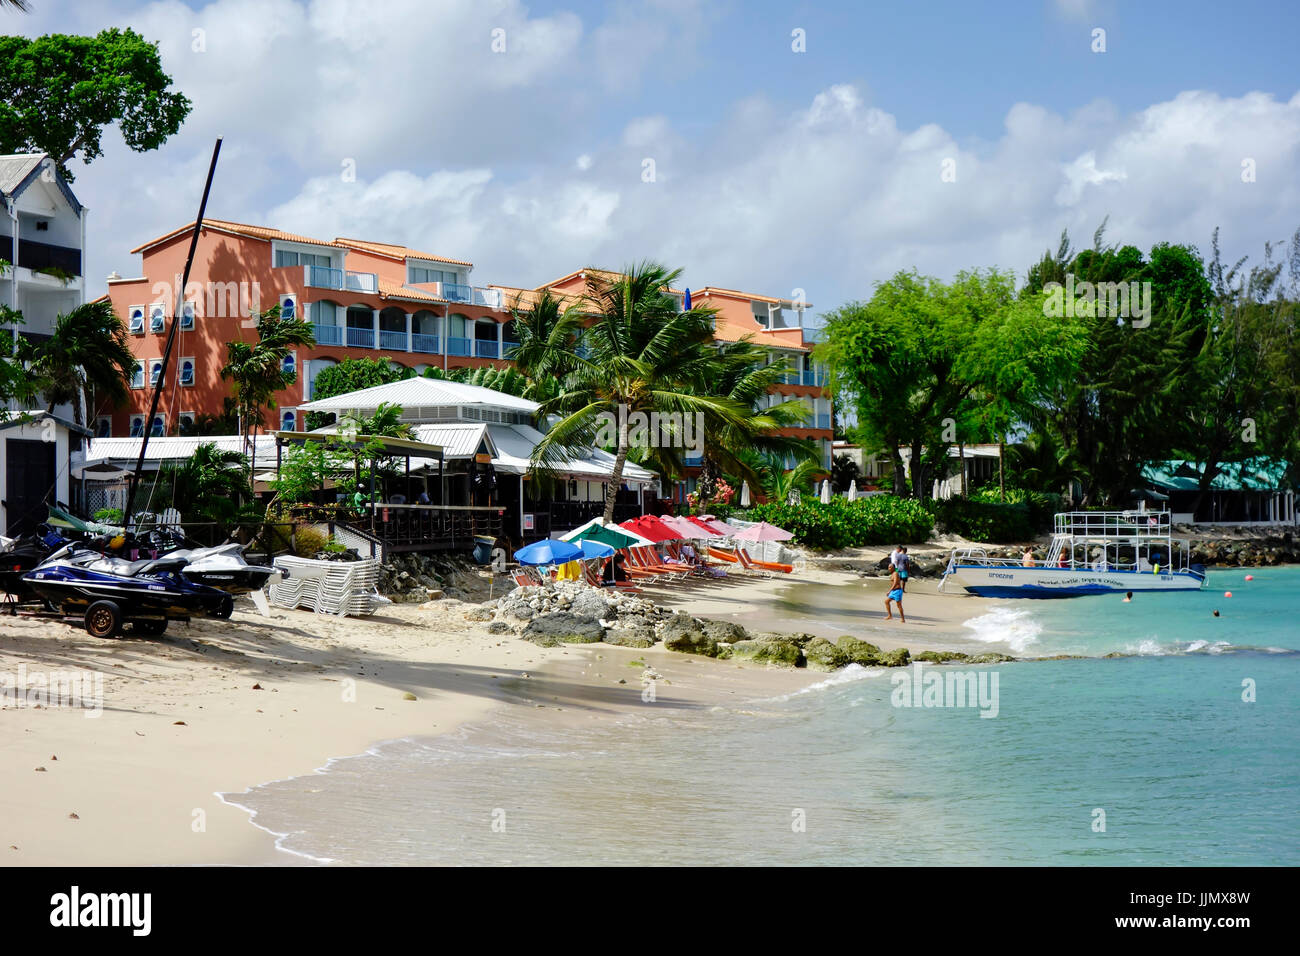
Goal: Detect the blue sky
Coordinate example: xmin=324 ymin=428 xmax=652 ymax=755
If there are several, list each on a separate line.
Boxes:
xmin=9 ymin=0 xmax=1300 ymax=317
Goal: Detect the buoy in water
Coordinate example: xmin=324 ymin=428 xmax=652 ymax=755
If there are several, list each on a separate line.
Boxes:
xmin=1245 ymin=574 xmax=1254 ymax=581
xmin=1224 ymin=591 xmax=1233 ymax=598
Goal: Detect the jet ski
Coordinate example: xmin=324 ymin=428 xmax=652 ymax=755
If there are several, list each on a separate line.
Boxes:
xmin=0 ymin=527 xmax=69 ymax=605
xmin=142 ymin=530 xmax=285 ymax=595
xmin=23 ymin=538 xmax=234 ymax=638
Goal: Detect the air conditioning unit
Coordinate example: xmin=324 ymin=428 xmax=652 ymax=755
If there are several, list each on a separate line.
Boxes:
xmin=280 ymin=293 xmax=298 ymax=320
xmin=128 ymin=307 xmax=144 ymax=334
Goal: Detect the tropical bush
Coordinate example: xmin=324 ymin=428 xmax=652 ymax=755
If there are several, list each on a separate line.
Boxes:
xmin=926 ymin=497 xmax=1033 ymax=543
xmin=969 ymin=485 xmax=1062 ymax=530
xmin=93 ymin=507 xmax=124 ymax=525
xmin=292 ymin=525 xmax=330 ymax=557
xmin=740 ymin=495 xmax=933 ymax=551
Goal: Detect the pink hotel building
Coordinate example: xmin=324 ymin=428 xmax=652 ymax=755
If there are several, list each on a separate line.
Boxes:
xmin=104 ymin=219 xmax=832 ymax=480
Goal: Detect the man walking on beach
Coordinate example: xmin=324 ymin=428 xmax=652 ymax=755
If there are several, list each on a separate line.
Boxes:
xmin=884 ymin=565 xmax=907 ymax=623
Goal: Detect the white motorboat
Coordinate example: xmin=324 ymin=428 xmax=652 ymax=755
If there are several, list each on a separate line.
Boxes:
xmin=940 ymin=509 xmax=1206 ymax=598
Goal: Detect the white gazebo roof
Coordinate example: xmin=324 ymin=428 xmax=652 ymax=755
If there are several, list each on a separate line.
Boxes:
xmin=297 ymin=377 xmax=539 ymax=417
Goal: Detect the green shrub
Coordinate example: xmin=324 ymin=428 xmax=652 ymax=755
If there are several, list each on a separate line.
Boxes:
xmin=969 ymin=486 xmax=1062 ymax=530
xmin=93 ymin=508 xmax=124 ymax=525
xmin=739 ymin=495 xmax=933 ymax=551
xmin=927 ymin=498 xmax=1033 ymax=542
xmin=292 ymin=525 xmax=330 ymax=557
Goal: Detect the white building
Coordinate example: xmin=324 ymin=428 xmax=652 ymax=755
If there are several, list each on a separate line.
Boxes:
xmin=1 ymin=155 xmax=89 ymax=534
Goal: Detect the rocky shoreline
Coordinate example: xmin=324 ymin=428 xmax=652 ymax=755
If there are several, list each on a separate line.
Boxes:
xmin=467 ymin=580 xmax=1025 ymax=672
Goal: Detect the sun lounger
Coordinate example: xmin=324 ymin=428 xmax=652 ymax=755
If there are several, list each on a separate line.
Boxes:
xmin=632 ymin=546 xmax=691 ymax=580
xmin=583 ymin=559 xmax=642 ymax=593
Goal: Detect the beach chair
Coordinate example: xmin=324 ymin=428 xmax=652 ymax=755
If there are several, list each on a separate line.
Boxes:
xmin=584 ymin=558 xmax=642 ymax=593
xmin=707 ymin=545 xmax=740 ymax=563
xmin=511 ymin=569 xmax=536 ymax=589
xmin=618 ymin=548 xmax=670 ymax=582
xmin=633 ymin=546 xmax=691 ymax=580
xmin=742 ymin=548 xmax=794 ymax=574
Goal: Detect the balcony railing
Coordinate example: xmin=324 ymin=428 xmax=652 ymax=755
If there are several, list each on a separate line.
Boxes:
xmin=802 ymin=369 xmax=826 ymax=387
xmin=0 ymin=236 xmax=82 ymax=277
xmin=474 ymin=339 xmax=499 ymax=359
xmin=445 ymin=336 xmax=471 ymax=357
xmin=303 ymin=265 xmax=378 ymax=294
xmin=346 ymin=326 xmax=374 ymax=348
xmin=313 ymin=323 xmax=343 ymax=346
xmin=412 ymin=333 xmax=440 ymax=354
xmin=379 ymin=329 xmax=407 ymax=350
xmin=816 ymin=413 xmax=831 ymax=429
xmin=437 ymin=282 xmax=505 ymax=309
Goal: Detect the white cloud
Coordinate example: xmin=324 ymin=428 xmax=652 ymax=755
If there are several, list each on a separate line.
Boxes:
xmin=31 ymin=2 xmax=1299 ymax=318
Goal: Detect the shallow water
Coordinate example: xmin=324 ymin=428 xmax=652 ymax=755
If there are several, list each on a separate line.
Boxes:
xmin=227 ymin=568 xmax=1300 ymax=865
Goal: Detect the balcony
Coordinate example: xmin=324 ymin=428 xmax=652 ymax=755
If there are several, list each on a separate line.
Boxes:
xmin=302 ymin=265 xmax=378 ymax=294
xmin=816 ymin=413 xmax=831 ymax=430
xmin=474 ymin=339 xmax=499 ymax=359
xmin=313 ymin=323 xmax=344 ymax=346
xmin=437 ymin=282 xmax=505 ymax=309
xmin=445 ymin=336 xmax=471 ymax=357
xmin=412 ymin=333 xmax=440 ymax=354
xmin=0 ymin=236 xmax=82 ymax=277
xmin=379 ymin=329 xmax=407 ymax=350
xmin=802 ymin=369 xmax=827 ymax=387
xmin=346 ymin=326 xmax=374 ymax=348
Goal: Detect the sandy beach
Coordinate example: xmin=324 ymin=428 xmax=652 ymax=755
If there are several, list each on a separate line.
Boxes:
xmin=0 ymin=557 xmax=996 ymax=866
xmin=0 ymin=572 xmax=872 ymax=865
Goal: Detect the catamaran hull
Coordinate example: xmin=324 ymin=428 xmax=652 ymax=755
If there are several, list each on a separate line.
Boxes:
xmin=943 ymin=565 xmax=1206 ymax=598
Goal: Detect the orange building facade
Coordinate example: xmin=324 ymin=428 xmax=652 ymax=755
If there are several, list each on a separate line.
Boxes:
xmin=105 ymin=222 xmax=831 ymax=475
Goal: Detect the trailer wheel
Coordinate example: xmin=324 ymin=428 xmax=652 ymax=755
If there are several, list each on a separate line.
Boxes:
xmin=212 ymin=595 xmax=234 ymax=620
xmin=133 ymin=617 xmax=168 ymax=636
xmin=85 ymin=600 xmax=123 ymax=639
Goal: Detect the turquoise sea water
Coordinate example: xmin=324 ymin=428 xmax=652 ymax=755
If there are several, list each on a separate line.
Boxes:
xmin=226 ymin=568 xmax=1299 ymax=865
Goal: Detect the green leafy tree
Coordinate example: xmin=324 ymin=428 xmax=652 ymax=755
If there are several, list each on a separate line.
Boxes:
xmin=819 ymin=269 xmax=1088 ymax=501
xmin=17 ymin=299 xmax=136 ymax=427
xmin=424 ymin=363 xmax=531 ymax=397
xmin=1020 ymin=225 xmax=1214 ymax=504
xmin=0 ymin=29 xmax=191 ymax=180
xmin=532 ymin=262 xmax=753 ymax=522
xmin=305 ymin=357 xmax=412 ymax=428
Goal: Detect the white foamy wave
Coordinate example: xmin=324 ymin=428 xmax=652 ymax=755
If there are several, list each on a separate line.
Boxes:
xmin=1128 ymin=638 xmax=1167 ymax=656
xmin=960 ymin=606 xmax=1043 ymax=654
xmin=770 ymin=663 xmax=884 ymax=701
xmin=1126 ymin=638 xmax=1235 ymax=656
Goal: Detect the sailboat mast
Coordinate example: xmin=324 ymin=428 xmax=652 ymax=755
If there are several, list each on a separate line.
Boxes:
xmin=122 ymin=138 xmax=223 ymax=527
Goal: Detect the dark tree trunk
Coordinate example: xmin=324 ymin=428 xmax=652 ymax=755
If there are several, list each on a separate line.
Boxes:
xmin=604 ymin=441 xmax=629 ymax=523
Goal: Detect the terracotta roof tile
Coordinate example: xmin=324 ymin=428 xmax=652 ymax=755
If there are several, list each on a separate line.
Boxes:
xmin=335 ymin=237 xmax=471 ymax=267
xmin=130 ymin=218 xmax=347 ymax=254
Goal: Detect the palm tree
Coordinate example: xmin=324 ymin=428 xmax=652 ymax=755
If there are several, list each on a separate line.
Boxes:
xmin=221 ymin=304 xmax=316 ymax=478
xmin=763 ymin=456 xmax=820 ymax=504
xmin=20 ymin=299 xmax=136 ymax=427
xmin=693 ymin=339 xmax=818 ymax=506
xmin=157 ymin=442 xmax=251 ymax=539
xmin=532 ymin=262 xmax=754 ymax=522
xmin=505 ymin=289 xmax=585 ymax=401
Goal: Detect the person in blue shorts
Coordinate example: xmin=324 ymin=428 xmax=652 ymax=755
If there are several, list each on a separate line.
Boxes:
xmin=884 ymin=565 xmax=907 ymax=623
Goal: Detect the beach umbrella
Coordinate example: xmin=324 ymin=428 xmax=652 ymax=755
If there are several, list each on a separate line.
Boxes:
xmin=514 ymin=538 xmax=584 ymax=566
xmin=568 ymin=522 xmax=649 ymax=549
xmin=575 ymin=539 xmax=615 ymax=560
xmin=819 ymin=479 xmax=831 ymax=504
xmin=681 ymin=515 xmax=724 ymax=538
xmin=696 ymin=515 xmax=740 ymax=535
xmin=662 ymin=515 xmax=715 ymax=538
xmin=620 ymin=515 xmax=683 ymax=542
xmin=847 ymin=479 xmax=857 ymax=501
xmin=562 ymin=516 xmax=653 ymax=547
xmin=739 ymin=481 xmax=751 ymax=507
xmin=732 ymin=521 xmax=794 ymax=542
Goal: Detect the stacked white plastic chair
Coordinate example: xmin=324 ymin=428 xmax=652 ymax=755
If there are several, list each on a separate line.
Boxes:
xmin=269 ymin=555 xmax=386 ymax=617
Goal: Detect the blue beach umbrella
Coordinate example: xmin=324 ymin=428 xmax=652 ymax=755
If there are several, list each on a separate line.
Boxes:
xmin=576 ymin=539 xmax=615 ymax=560
xmin=513 ymin=538 xmax=584 ymax=566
